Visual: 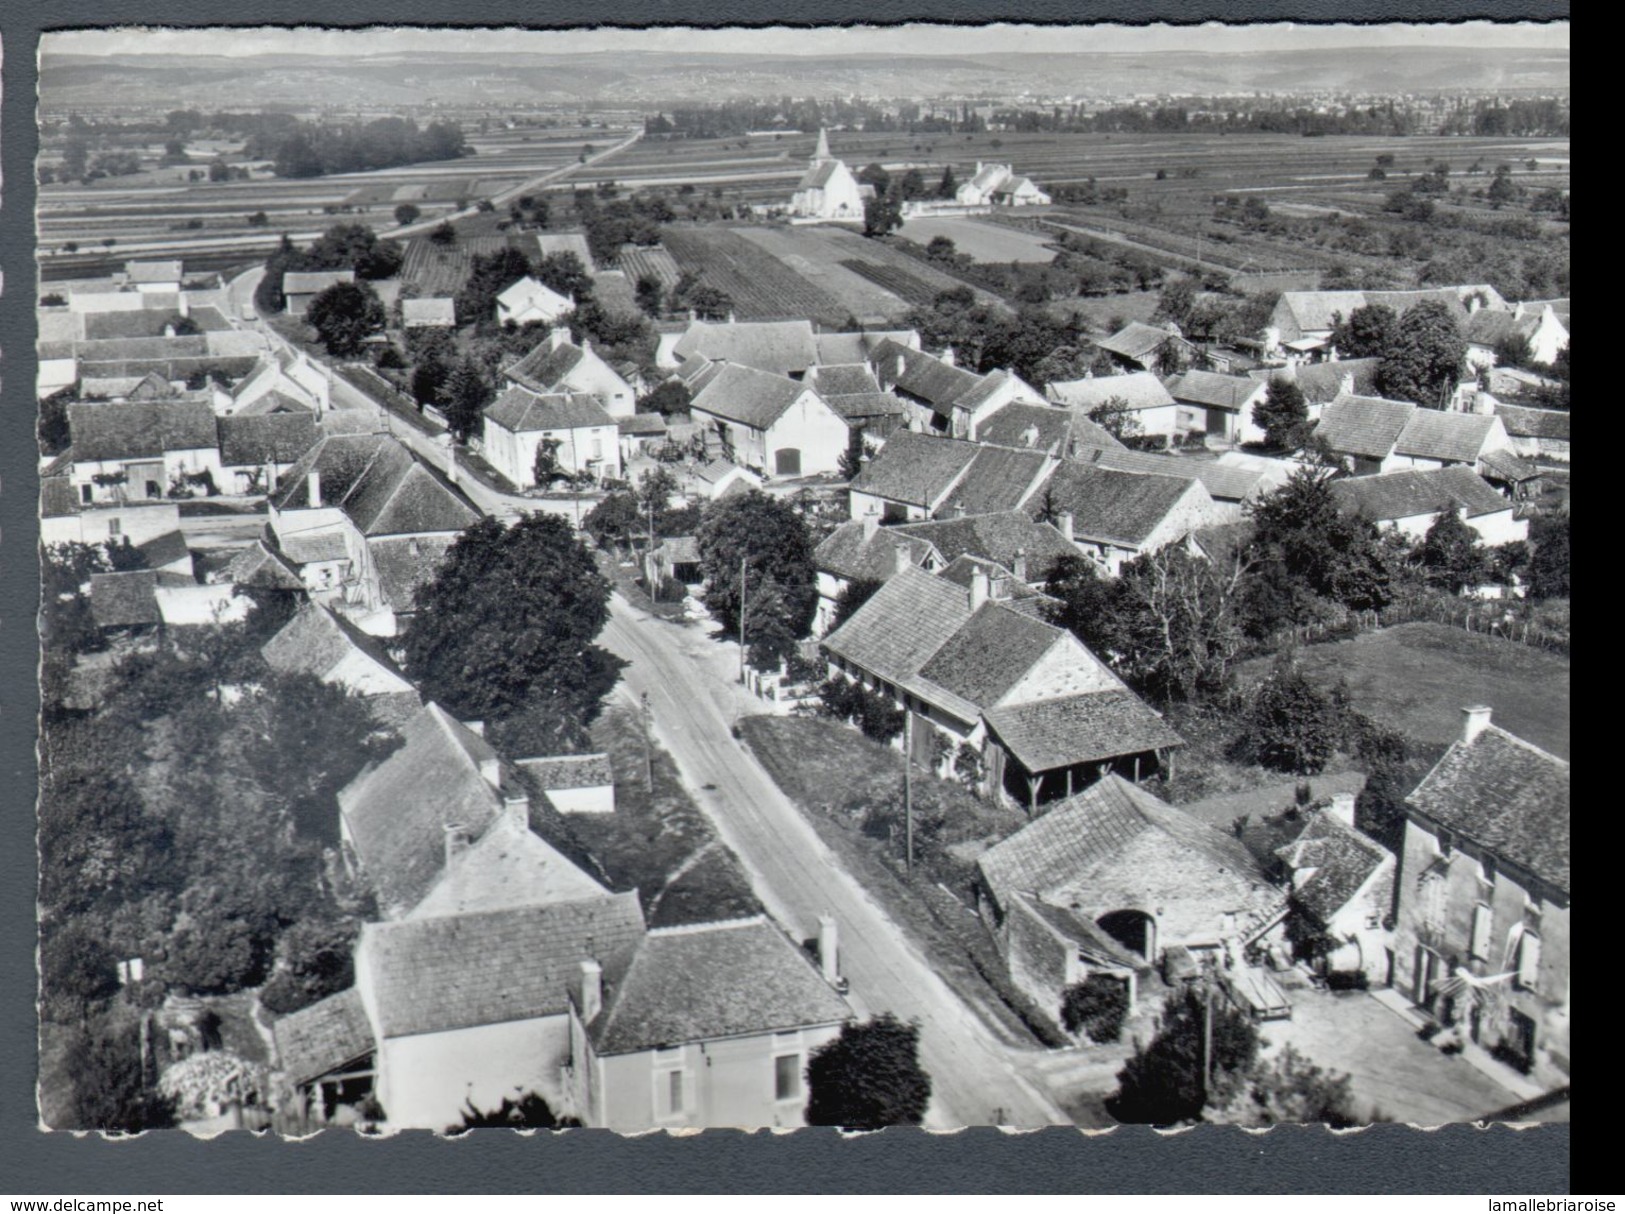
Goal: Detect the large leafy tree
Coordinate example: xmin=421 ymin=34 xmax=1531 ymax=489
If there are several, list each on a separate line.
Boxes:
xmin=1241 ymin=654 xmax=1345 ymax=775
xmin=805 ymin=1014 xmax=932 ymax=1129
xmin=1109 ymin=986 xmax=1259 ymax=1126
xmin=57 ymin=1017 xmax=177 ymax=1133
xmin=1252 ymin=378 xmax=1309 ymax=450
xmin=1087 ymin=395 xmax=1144 ymax=443
xmin=455 ymin=246 xmax=534 ymax=328
xmin=1114 ymin=545 xmax=1252 ymax=703
xmin=1043 ymin=553 xmax=1129 ymax=662
xmin=1527 ymin=513 xmax=1570 ymax=600
xmin=1375 ymin=299 xmax=1466 ymax=407
xmin=1328 ymin=302 xmax=1397 ymax=360
xmin=1417 ymin=507 xmax=1486 ymax=593
xmin=401 ymin=514 xmax=621 ymax=733
xmin=306 ymin=280 xmax=386 ymax=358
xmin=697 ymin=491 xmax=818 ymax=661
xmin=441 ymin=357 xmax=493 ymax=443
xmin=1221 ymin=1045 xmax=1363 ymax=1127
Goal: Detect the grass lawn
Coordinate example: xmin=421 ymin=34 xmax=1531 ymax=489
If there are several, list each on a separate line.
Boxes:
xmin=738 ymin=713 xmax=1069 ymax=1049
xmin=1235 ymin=622 xmax=1570 ymax=760
xmin=548 ymin=704 xmax=761 ymax=928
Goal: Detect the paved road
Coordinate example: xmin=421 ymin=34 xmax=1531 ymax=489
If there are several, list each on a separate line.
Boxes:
xmin=599 ymin=593 xmax=1071 ymax=1129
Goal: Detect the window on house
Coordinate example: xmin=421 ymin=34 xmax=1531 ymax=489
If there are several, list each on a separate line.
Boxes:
xmin=774 ymin=1054 xmax=802 ymax=1103
xmin=1470 ymin=903 xmax=1493 ymax=961
xmin=662 ymin=1069 xmax=685 ymax=1117
xmin=81 ymin=484 xmax=94 ymax=505
xmin=1437 ymin=829 xmax=1454 ymax=857
xmin=1481 ymin=854 xmax=1497 ymax=884
xmin=107 ymin=518 xmax=122 ymax=537
xmin=1516 ymin=932 xmax=1542 ymax=993
xmin=146 ymin=481 xmax=162 ymax=500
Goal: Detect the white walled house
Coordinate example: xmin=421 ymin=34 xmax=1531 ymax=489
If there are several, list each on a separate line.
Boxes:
xmin=284 ymin=270 xmax=356 ymax=318
xmin=1047 ymin=373 xmax=1184 ymax=444
xmin=687 ymin=363 xmax=849 ymax=477
xmin=1315 ymin=393 xmax=1514 ymax=477
xmin=1273 ymin=796 xmax=1396 ymax=988
xmin=1028 ymin=461 xmax=1220 ymax=577
xmin=1465 ymin=304 xmax=1570 ymax=370
xmin=564 ymin=917 xmax=852 ymax=1130
xmin=1330 ymin=466 xmax=1528 ymax=546
xmin=519 ymin=754 xmax=617 ymax=816
xmin=504 ymin=329 xmax=637 ymax=418
xmin=481 ymin=390 xmax=622 ymax=488
xmin=495 ymin=276 xmax=574 ymax=327
xmin=67 ymin=400 xmax=223 ymax=505
xmin=955 ymin=163 xmax=1051 ymax=207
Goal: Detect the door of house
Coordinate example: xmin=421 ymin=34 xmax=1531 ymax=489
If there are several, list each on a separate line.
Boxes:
xmin=909 ymin=714 xmax=935 ymax=769
xmin=774 ymin=448 xmax=802 ymax=476
xmin=1508 ymin=1008 xmax=1536 ymax=1071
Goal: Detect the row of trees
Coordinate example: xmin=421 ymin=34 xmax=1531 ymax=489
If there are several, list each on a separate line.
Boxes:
xmin=254 ymin=223 xmax=403 ymax=314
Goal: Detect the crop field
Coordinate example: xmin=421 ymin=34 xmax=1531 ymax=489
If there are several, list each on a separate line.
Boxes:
xmin=557 ymin=132 xmax=808 ymax=204
xmin=661 ymin=226 xmax=850 ymax=325
xmin=615 ymin=243 xmax=683 ymax=290
xmin=399 ymin=234 xmax=519 ymax=297
xmin=36 ymin=125 xmax=634 ymax=280
xmin=731 ymin=226 xmax=924 ymax=323
xmin=839 ymin=260 xmax=940 ymax=308
xmin=896 ymin=215 xmax=1059 ymax=263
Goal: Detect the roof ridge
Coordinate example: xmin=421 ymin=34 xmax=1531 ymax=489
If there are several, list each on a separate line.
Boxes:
xmin=1481 ymin=723 xmax=1570 ymax=770
xmin=646 ymin=914 xmax=769 ymax=938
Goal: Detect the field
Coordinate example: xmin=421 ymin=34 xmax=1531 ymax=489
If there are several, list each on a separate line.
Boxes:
xmin=897 ymin=215 xmax=1058 ymax=263
xmin=1235 ymin=622 xmax=1570 ymax=760
xmin=399 ymin=233 xmax=522 ymax=297
xmin=36 ymin=125 xmax=631 ymax=281
xmin=661 ymin=226 xmax=850 ymax=326
xmin=615 ymin=243 xmax=683 ymax=290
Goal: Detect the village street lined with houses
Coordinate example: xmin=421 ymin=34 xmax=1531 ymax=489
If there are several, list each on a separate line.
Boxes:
xmin=34 ymin=26 xmax=1569 ymax=1139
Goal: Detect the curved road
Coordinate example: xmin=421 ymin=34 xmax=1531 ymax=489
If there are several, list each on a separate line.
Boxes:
xmin=599 ymin=593 xmax=1070 ymax=1129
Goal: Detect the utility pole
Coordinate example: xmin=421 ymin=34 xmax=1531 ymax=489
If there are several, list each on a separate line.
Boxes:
xmin=641 ymin=691 xmax=654 ymax=794
xmin=1201 ymin=976 xmax=1215 ymax=1108
xmin=738 ymin=553 xmax=748 ymax=685
xmin=903 ymin=709 xmax=915 ymax=879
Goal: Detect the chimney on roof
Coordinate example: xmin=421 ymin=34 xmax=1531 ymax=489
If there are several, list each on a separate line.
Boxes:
xmin=896 ymin=352 xmax=906 ymax=380
xmin=1461 ymin=705 xmax=1493 ymax=746
xmin=1467 ymin=294 xmax=1482 ymax=314
xmin=581 ymin=337 xmax=593 ymax=355
xmin=969 ymin=566 xmax=990 ymax=611
xmin=1058 ymin=511 xmax=1075 ymax=542
xmin=464 ymin=720 xmax=485 ymax=737
xmin=941 ymin=346 xmax=957 ymax=369
xmin=443 ymin=822 xmax=472 ymax=868
xmin=579 ymin=959 xmax=603 ymax=1024
xmin=548 ymin=327 xmax=569 ymax=352
xmin=1327 ymin=792 xmax=1356 ymax=828
xmin=504 ymin=790 xmax=531 ymax=832
xmin=1340 ymin=369 xmax=1356 ymax=396
xmin=727 ymin=311 xmax=737 ymax=325
xmin=307 ymin=470 xmax=321 ymax=507
xmin=1013 ymin=548 xmax=1028 ymax=584
xmin=817 ymin=915 xmax=840 ymax=986
xmin=480 ymin=754 xmax=502 ymax=790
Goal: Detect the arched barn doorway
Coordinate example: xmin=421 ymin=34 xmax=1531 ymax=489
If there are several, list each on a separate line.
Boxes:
xmin=1097 ymin=909 xmax=1158 ymax=963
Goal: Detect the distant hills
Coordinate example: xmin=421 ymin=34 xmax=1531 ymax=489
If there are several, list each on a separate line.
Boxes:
xmin=39 ymin=46 xmax=1570 ymax=110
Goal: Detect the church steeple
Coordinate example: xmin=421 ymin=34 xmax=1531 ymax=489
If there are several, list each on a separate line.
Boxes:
xmin=813 ymin=128 xmax=831 ymax=162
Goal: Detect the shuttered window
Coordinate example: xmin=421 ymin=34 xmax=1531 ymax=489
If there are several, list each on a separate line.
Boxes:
xmin=1517 ymin=932 xmax=1542 ymax=993
xmin=1470 ymin=903 xmax=1493 ymax=961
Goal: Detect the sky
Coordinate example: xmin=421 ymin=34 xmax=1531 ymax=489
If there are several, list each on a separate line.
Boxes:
xmin=46 ymin=21 xmax=1569 ymax=60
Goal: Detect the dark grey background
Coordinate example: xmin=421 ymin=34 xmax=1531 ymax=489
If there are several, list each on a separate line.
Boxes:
xmin=1 ymin=2 xmax=1571 ymax=1193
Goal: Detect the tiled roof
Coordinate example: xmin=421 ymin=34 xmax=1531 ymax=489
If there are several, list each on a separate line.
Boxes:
xmin=80 ymin=310 xmax=184 ymax=341
xmin=534 ymin=233 xmax=596 ymax=270
xmin=89 ymin=570 xmax=162 ymax=628
xmin=125 ymin=259 xmax=184 ymax=282
xmin=689 ymin=363 xmax=812 ymax=431
xmin=618 ymin=413 xmax=668 ymax=436
xmin=273 ymin=434 xmax=481 ymax=537
xmin=1494 ymin=404 xmax=1570 ymax=441
xmin=278 ymin=531 xmax=351 ymax=565
xmin=283 ymin=270 xmax=355 ymax=295
xmin=869 ymin=340 xmax=983 ymax=415
xmin=226 ymin=540 xmax=306 ymax=591
xmin=1406 ymin=724 xmax=1569 ymax=895
xmin=69 ymin=399 xmax=218 ymax=460
xmin=814 ymin=522 xmax=938 ymax=582
xmin=1046 ymin=372 xmax=1174 ymax=412
xmin=672 ymin=320 xmax=819 ymax=376
xmin=848 ymin=430 xmax=977 ymax=508
xmin=135 ymin=529 xmax=192 ymax=572
xmin=974 ymin=401 xmax=1124 ymax=454
xmin=933 ymin=556 xmax=1050 ymax=607
xmin=1096 ymin=322 xmax=1180 ymax=364
xmin=1330 ymin=466 xmax=1509 ymax=522
xmin=1478 ymin=448 xmax=1542 ymax=484
xmin=76 ymin=336 xmax=210 ymax=364
xmin=361 ymin=893 xmax=647 ymax=1038
xmin=338 ymin=703 xmax=520 ymax=916
xmin=797 ymin=159 xmax=846 ymax=191
xmin=261 ymin=601 xmax=407 ymax=687
xmin=693 ymin=458 xmax=755 ymax=486
xmin=367 ymin=533 xmax=458 ymax=615
xmin=936 ymin=446 xmax=1053 ymax=517
xmin=485 ymin=388 xmax=614 ymax=434
xmin=1164 ymin=369 xmax=1261 ymax=411
xmin=1029 ymin=462 xmax=1200 ymax=548
xmin=409 ymin=816 xmax=608 ymax=921
xmin=1279 ymin=286 xmax=1504 ymax=336
xmin=272 ymin=989 xmax=373 ymax=1086
xmin=495 ymin=275 xmax=573 ymax=315
xmin=1315 ymin=393 xmax=1417 ymax=459
xmin=978 ymin=775 xmax=1243 ymax=903
xmin=815 ymin=330 xmax=918 ymax=365
xmin=217 ymin=412 xmax=318 ymax=467
xmin=1010 ymin=891 xmax=1145 ymax=970
xmin=917 ymin=602 xmax=1061 ymax=708
xmin=1394 ymin=409 xmax=1499 ymax=464
xmin=40 ymin=477 xmax=81 ymax=520
xmin=505 ymin=340 xmax=587 ymax=394
xmin=401 ymin=298 xmax=456 ymax=327
xmin=1190 ymin=521 xmax=1256 ymax=565
xmin=892 ymin=511 xmax=1075 ymax=575
xmin=1247 ymin=359 xmax=1382 ymax=405
xmin=822 ymin=564 xmax=972 ymax=685
xmin=983 ymin=692 xmax=1184 ymax=774
xmin=806 ymin=363 xmax=881 ymax=397
xmin=824 ymin=393 xmax=909 ymax=426
xmin=518 ymin=753 xmax=615 ymax=790
xmin=1275 ymin=813 xmax=1389 ymax=925
xmin=1075 ymin=445 xmax=1263 ymax=503
xmin=590 ymin=918 xmax=850 ymax=1055
xmin=675 ymin=354 xmax=726 ymax=393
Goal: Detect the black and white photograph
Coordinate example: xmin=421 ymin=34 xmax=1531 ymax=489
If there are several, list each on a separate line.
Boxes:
xmin=32 ymin=21 xmax=1570 ymax=1138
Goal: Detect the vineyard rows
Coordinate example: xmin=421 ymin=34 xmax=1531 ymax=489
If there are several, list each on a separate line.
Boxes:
xmin=839 ymin=259 xmax=944 ymax=307
xmin=616 ymin=243 xmax=683 ymax=290
xmin=661 ymin=227 xmax=849 ymax=325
